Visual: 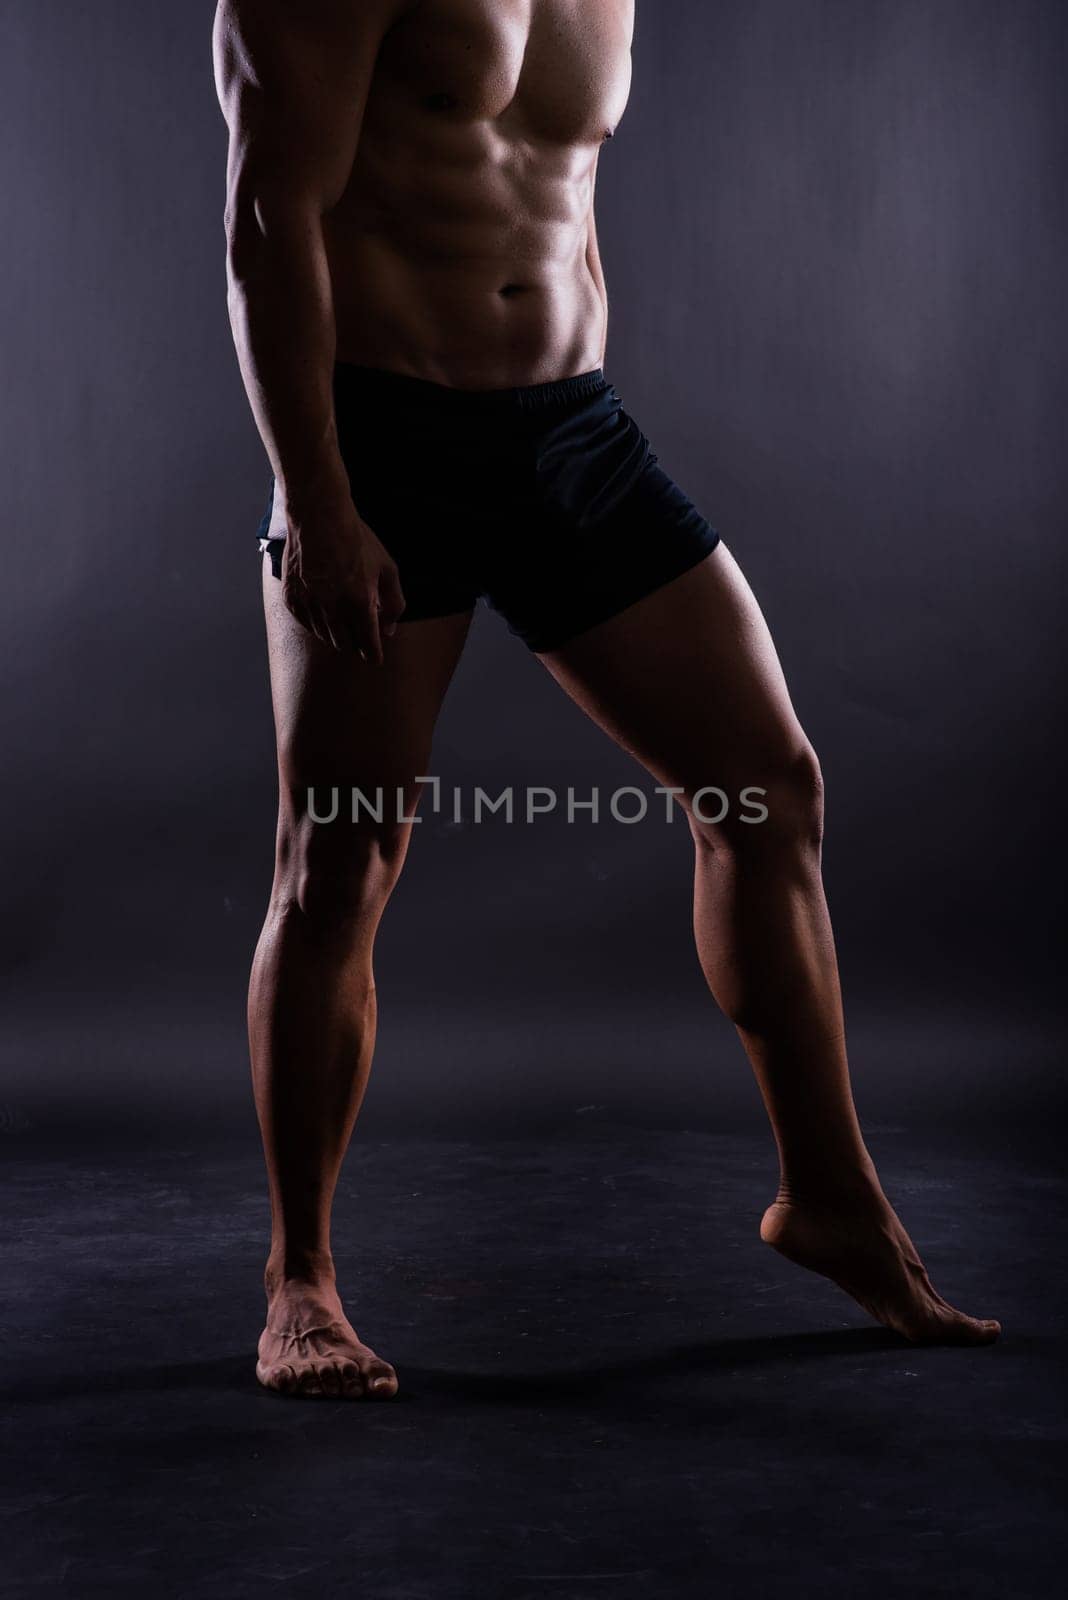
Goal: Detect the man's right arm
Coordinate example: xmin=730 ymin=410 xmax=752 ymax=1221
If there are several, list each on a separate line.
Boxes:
xmin=213 ymin=0 xmax=405 ymax=659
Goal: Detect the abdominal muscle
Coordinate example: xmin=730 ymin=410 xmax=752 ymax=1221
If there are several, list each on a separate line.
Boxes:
xmin=326 ymin=107 xmax=609 ymax=389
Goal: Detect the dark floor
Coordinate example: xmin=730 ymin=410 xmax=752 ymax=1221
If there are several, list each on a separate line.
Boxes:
xmin=2 ymin=1120 xmax=1064 ymax=1599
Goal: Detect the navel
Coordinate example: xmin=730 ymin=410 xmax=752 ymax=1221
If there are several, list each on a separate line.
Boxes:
xmin=425 ymin=90 xmax=458 ymax=112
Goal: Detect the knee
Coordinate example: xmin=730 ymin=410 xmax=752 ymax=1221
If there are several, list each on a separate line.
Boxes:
xmin=763 ymin=740 xmax=825 ymax=851
xmin=275 ymin=808 xmax=409 ymax=935
xmin=689 ymin=739 xmax=824 ymax=860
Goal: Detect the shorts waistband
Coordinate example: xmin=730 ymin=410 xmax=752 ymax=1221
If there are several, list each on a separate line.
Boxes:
xmin=332 ymin=361 xmax=610 ymax=413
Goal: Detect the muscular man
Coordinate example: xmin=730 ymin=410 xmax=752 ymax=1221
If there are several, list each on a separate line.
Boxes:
xmin=213 ymin=0 xmax=998 ymax=1400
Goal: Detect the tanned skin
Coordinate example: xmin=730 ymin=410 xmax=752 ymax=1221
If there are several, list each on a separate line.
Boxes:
xmin=213 ymin=0 xmax=998 ymax=1400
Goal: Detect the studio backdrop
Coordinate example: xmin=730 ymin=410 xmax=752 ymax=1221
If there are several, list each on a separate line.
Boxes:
xmin=0 ymin=0 xmax=1063 ymax=1139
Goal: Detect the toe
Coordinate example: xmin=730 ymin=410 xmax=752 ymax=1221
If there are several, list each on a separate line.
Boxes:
xmin=258 ymin=1362 xmax=297 ymax=1394
xmin=943 ymin=1309 xmax=1001 ymax=1346
xmin=911 ymin=1308 xmax=1002 ymax=1347
xmin=297 ymin=1369 xmax=323 ymax=1397
xmin=969 ymin=1317 xmax=1001 ymax=1344
xmin=363 ymin=1360 xmax=399 ymax=1398
xmin=339 ymin=1361 xmax=364 ymax=1398
xmin=317 ymin=1363 xmax=342 ymax=1397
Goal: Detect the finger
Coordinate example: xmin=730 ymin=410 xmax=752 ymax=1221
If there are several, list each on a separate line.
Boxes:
xmin=341 ymin=611 xmax=370 ymax=661
xmin=377 ymin=564 xmax=407 ymax=638
xmin=281 ymin=583 xmax=332 ymax=648
xmin=367 ymin=606 xmax=384 ymax=666
xmin=305 ymin=600 xmax=345 ymax=653
xmin=320 ymin=616 xmax=346 ymax=653
xmin=281 ymin=585 xmax=313 ymax=634
xmin=352 ymin=594 xmax=384 ymax=666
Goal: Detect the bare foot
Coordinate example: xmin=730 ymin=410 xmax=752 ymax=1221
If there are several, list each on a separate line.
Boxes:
xmin=256 ymin=1275 xmax=399 ymax=1399
xmin=760 ymin=1186 xmax=1000 ymax=1346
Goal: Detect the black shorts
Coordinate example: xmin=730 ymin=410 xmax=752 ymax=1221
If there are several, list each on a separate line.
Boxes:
xmin=255 ymin=363 xmax=720 ymax=654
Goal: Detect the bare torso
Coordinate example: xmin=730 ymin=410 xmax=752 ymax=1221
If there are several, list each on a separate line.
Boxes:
xmin=327 ymin=0 xmax=634 ymax=387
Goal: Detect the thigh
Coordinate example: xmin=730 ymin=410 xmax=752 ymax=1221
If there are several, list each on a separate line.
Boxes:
xmin=262 ymin=555 xmax=473 ymax=806
xmin=536 ymin=543 xmax=812 ymax=797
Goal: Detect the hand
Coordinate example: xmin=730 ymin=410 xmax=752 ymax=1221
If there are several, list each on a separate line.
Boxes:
xmin=280 ymin=494 xmax=405 ymax=664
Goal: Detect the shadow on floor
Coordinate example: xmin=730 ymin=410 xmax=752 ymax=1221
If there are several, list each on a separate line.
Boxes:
xmin=3 ymin=1327 xmax=909 ymax=1407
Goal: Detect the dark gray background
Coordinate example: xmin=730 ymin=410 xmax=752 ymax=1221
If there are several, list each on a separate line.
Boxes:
xmin=1 ymin=0 xmax=1063 ymax=1140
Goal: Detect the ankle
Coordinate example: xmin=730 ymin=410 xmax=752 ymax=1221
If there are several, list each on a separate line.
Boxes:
xmin=774 ymin=1155 xmax=884 ymax=1214
xmin=264 ymin=1248 xmax=336 ymax=1298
